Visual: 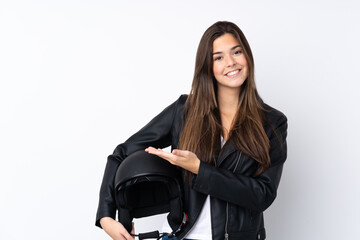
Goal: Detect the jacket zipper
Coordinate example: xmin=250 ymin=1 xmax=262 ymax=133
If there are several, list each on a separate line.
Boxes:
xmin=224 ymin=152 xmax=242 ymax=240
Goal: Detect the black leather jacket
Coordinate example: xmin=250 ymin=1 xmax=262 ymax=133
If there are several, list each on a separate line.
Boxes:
xmin=96 ymin=94 xmax=288 ymax=240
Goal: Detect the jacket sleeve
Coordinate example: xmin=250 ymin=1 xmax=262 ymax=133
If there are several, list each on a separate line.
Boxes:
xmin=95 ymin=95 xmax=185 ymax=228
xmin=192 ymin=113 xmax=288 ymax=212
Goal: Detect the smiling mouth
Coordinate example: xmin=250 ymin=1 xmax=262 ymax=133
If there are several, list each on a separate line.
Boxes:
xmin=226 ymin=69 xmax=240 ymax=76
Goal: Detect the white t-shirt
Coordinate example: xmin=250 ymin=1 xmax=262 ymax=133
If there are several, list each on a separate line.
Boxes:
xmin=161 ymin=195 xmax=212 ymax=239
xmin=162 ymin=137 xmax=226 ymax=239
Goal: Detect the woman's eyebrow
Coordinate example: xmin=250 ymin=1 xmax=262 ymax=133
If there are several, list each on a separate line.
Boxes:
xmin=212 ymin=45 xmax=242 ymax=55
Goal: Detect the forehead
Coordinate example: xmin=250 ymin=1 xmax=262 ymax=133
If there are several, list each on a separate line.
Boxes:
xmin=213 ymin=33 xmax=240 ymax=52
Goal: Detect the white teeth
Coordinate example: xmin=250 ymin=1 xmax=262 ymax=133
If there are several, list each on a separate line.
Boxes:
xmin=226 ymin=70 xmax=239 ymax=76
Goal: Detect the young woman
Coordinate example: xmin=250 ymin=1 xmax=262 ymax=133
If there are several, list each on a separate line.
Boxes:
xmin=96 ymin=21 xmax=288 ymax=240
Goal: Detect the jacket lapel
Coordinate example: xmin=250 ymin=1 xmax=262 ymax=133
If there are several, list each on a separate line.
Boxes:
xmin=216 ymin=140 xmax=237 ymax=167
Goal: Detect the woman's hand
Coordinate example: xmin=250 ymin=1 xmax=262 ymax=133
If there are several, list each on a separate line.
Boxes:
xmin=100 ymin=217 xmax=135 ymax=240
xmin=145 ymin=147 xmax=200 ymax=174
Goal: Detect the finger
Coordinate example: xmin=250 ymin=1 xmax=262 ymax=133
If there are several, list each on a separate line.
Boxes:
xmin=146 ymin=147 xmax=177 ymax=162
xmin=145 ymin=146 xmax=162 ymax=154
xmin=145 ymin=146 xmax=165 ymax=156
xmin=122 ymin=231 xmax=134 ymax=240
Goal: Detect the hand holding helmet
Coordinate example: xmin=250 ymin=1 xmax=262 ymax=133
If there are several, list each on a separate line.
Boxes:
xmin=100 ymin=217 xmax=134 ymax=240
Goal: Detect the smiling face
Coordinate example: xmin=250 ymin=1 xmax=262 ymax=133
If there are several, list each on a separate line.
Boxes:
xmin=212 ymin=33 xmax=249 ymax=92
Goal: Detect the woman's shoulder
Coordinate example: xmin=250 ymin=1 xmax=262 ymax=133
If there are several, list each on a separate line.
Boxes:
xmin=164 ymin=94 xmax=188 ymax=111
xmin=261 ymin=101 xmax=287 ymax=126
xmin=172 ymin=94 xmax=188 ymax=113
xmin=168 ymin=94 xmax=188 ymax=117
xmin=178 ymin=94 xmax=188 ymax=104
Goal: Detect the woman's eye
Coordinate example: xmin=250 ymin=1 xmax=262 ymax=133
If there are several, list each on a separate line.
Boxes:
xmin=214 ymin=56 xmax=222 ymax=61
xmin=234 ymin=50 xmax=242 ymax=55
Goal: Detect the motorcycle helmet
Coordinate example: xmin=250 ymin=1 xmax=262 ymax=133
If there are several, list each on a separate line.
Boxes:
xmin=114 ymin=150 xmax=186 ymax=237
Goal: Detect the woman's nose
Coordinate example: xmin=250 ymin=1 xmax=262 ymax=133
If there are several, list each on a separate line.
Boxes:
xmin=225 ymin=55 xmax=235 ymax=67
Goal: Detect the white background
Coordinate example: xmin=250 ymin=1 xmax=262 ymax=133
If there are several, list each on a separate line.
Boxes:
xmin=1 ymin=0 xmax=359 ymax=239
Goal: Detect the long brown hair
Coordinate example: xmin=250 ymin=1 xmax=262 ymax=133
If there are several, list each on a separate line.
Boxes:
xmin=178 ymin=21 xmax=270 ymax=179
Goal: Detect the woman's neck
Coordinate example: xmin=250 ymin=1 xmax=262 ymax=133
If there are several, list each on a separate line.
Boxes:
xmin=217 ymin=87 xmax=240 ymax=140
xmin=217 ymin=87 xmax=240 ymax=115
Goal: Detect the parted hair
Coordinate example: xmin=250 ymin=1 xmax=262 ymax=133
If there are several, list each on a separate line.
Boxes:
xmin=178 ymin=21 xmax=270 ymax=179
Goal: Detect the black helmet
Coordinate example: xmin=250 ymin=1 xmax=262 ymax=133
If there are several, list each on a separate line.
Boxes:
xmin=114 ymin=150 xmax=185 ymax=236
